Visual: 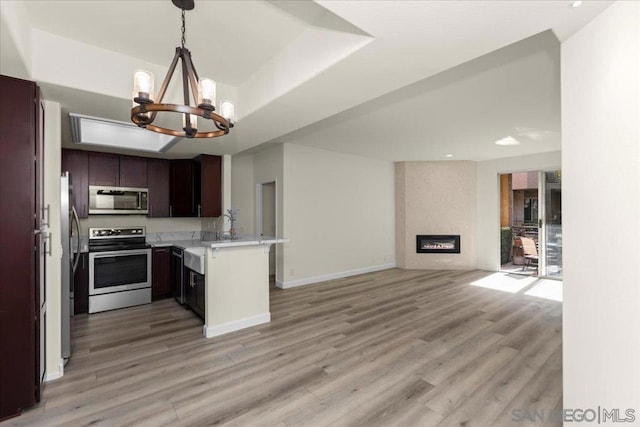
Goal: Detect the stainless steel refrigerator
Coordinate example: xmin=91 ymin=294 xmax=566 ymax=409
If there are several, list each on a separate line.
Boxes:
xmin=61 ymin=172 xmax=80 ymax=360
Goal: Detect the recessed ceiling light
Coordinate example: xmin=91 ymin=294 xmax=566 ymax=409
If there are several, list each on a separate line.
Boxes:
xmin=571 ymin=0 xmax=583 ymax=8
xmin=446 ymin=154 xmax=454 ymax=158
xmin=495 ymin=136 xmax=521 ymax=146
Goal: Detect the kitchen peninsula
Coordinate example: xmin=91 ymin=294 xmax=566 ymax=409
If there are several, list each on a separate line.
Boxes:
xmin=150 ymin=236 xmax=287 ymax=338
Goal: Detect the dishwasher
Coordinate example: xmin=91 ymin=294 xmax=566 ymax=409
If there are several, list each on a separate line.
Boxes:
xmin=171 ymin=247 xmax=185 ymax=304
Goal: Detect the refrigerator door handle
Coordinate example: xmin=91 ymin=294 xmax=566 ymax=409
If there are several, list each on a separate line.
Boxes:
xmin=72 ymin=206 xmax=81 ymax=272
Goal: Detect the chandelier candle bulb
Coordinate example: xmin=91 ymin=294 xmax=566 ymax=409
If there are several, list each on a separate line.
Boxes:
xmin=220 ymin=101 xmax=235 ymax=124
xmin=182 ymin=113 xmax=197 ymax=131
xmin=133 ymin=70 xmax=154 ymax=101
xmin=198 ymin=78 xmax=216 ymax=109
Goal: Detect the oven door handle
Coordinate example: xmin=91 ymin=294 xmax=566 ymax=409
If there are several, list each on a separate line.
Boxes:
xmin=72 ymin=206 xmax=81 ymax=272
xmin=90 ymin=248 xmax=151 ymax=258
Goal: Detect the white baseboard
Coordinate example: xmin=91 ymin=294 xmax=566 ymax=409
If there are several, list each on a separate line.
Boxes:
xmin=204 ymin=312 xmax=271 ymax=338
xmin=280 ymin=263 xmax=397 ymax=289
xmin=44 ymin=359 xmax=64 ymax=382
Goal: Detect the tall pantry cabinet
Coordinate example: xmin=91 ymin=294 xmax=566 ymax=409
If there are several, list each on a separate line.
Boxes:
xmin=0 ymin=75 xmax=46 ymax=420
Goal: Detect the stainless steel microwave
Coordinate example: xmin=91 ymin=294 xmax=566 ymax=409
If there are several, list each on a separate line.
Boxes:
xmin=89 ymin=186 xmax=148 ymax=215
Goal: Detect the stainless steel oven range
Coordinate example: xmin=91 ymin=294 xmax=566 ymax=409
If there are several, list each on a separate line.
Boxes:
xmin=88 ymin=227 xmax=151 ymax=313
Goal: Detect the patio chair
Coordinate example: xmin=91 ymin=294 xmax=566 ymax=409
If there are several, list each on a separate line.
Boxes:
xmin=520 ymin=237 xmax=539 ymax=273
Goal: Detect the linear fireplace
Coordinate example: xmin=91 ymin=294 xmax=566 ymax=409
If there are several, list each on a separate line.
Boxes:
xmin=416 ymin=235 xmax=461 ymax=254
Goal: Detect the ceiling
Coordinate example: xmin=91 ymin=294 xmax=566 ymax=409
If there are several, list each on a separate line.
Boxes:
xmin=1 ymin=0 xmax=613 ymax=161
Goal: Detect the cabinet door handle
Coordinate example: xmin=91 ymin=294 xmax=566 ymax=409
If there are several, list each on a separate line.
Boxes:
xmin=197 ymin=204 xmax=201 ymax=217
xmin=44 ymin=232 xmax=52 ymax=256
xmin=41 ymin=204 xmax=50 ymax=227
xmin=169 ymin=205 xmax=173 ymax=217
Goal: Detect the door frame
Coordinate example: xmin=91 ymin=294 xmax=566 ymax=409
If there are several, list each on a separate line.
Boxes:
xmin=255 ymin=179 xmax=279 ymax=281
xmin=538 ymin=169 xmax=563 ymax=280
xmin=497 ymin=168 xmax=563 ymax=280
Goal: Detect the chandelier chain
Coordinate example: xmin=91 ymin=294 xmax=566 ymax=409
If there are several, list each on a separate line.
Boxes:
xmin=181 ymin=8 xmax=186 ymax=48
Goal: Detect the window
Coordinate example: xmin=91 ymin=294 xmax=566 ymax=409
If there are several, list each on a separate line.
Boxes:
xmin=524 ymin=197 xmax=538 ymax=223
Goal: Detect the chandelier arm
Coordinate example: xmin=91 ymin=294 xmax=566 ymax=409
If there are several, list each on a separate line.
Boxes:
xmin=182 ymin=52 xmax=201 ymax=107
xmin=179 ymin=51 xmax=194 ymax=133
xmin=155 ymin=48 xmax=181 ymax=105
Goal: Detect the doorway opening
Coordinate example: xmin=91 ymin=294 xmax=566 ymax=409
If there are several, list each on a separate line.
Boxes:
xmin=257 ymin=181 xmax=277 ymax=285
xmin=499 ymin=170 xmax=563 ymax=279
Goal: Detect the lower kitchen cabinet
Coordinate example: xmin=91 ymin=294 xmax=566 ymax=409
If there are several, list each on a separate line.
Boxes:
xmin=152 ymin=247 xmax=172 ymax=300
xmin=73 ymin=253 xmax=89 ymax=315
xmin=185 ymin=268 xmax=205 ymax=320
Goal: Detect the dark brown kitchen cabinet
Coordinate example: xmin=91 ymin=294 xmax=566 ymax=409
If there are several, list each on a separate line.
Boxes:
xmin=185 ymin=268 xmax=205 ymax=320
xmin=89 ymin=153 xmax=148 ymax=188
xmin=197 ymin=154 xmax=222 ymax=217
xmin=61 ymin=149 xmax=89 ymax=218
xmin=152 ymin=247 xmax=172 ymax=300
xmin=170 ymin=159 xmax=198 ymax=217
xmin=73 ymin=253 xmax=89 ymax=315
xmin=119 ymin=155 xmax=147 ymax=188
xmin=147 ymin=158 xmax=170 ymax=217
xmin=0 ymin=74 xmax=44 ymax=420
xmin=170 ymin=155 xmax=221 ymax=217
xmin=88 ymin=152 xmax=120 ymax=186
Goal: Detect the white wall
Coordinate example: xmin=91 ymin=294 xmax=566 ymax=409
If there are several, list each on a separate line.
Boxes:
xmin=281 ymin=144 xmax=395 ymax=287
xmin=43 ymin=100 xmax=63 ymax=380
xmin=204 ymin=245 xmax=270 ymax=338
xmin=231 ymin=143 xmax=395 ymax=289
xmin=231 ymin=144 xmax=283 ymax=281
xmin=230 ymin=152 xmax=255 ymax=235
xmin=562 ymin=0 xmax=640 ymax=416
xmin=396 ymin=161 xmax=477 ymax=270
xmin=262 ymin=182 xmax=277 ymax=274
xmin=0 ymin=0 xmax=32 ymax=79
xmin=476 ymin=151 xmax=561 ymax=271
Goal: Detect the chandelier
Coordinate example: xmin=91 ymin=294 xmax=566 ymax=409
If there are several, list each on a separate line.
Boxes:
xmin=131 ymin=0 xmax=235 ymax=138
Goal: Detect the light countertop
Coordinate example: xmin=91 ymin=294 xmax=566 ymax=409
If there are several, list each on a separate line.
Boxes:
xmin=147 ymin=236 xmax=287 ymax=250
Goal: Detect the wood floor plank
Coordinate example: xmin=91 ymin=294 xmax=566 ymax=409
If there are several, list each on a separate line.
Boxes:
xmin=2 ymin=269 xmax=562 ymax=427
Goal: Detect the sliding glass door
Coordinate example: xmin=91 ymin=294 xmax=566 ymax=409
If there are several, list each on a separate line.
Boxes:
xmin=540 ymin=170 xmax=562 ymax=278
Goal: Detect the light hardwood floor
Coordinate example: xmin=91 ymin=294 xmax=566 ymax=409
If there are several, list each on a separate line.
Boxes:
xmin=4 ymin=269 xmax=562 ymax=427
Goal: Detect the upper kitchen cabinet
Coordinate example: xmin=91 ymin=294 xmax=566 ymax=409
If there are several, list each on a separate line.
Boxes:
xmin=170 ymin=159 xmax=197 ymax=217
xmin=197 ymin=154 xmax=222 ymax=217
xmin=169 ymin=155 xmax=222 ymax=217
xmin=119 ymin=155 xmax=147 ymax=188
xmin=61 ymin=149 xmax=89 ymax=218
xmin=147 ymin=158 xmax=170 ymax=217
xmin=88 ymin=152 xmax=119 ymax=186
xmin=88 ymin=152 xmax=148 ymax=188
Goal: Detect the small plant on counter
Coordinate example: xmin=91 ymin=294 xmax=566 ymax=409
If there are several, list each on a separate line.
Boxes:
xmin=224 ymin=208 xmax=239 ymax=239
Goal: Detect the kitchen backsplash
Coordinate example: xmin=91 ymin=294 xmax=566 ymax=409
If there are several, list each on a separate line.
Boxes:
xmin=79 ymin=216 xmax=206 ymax=236
xmin=146 ymin=230 xmax=202 ymax=242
